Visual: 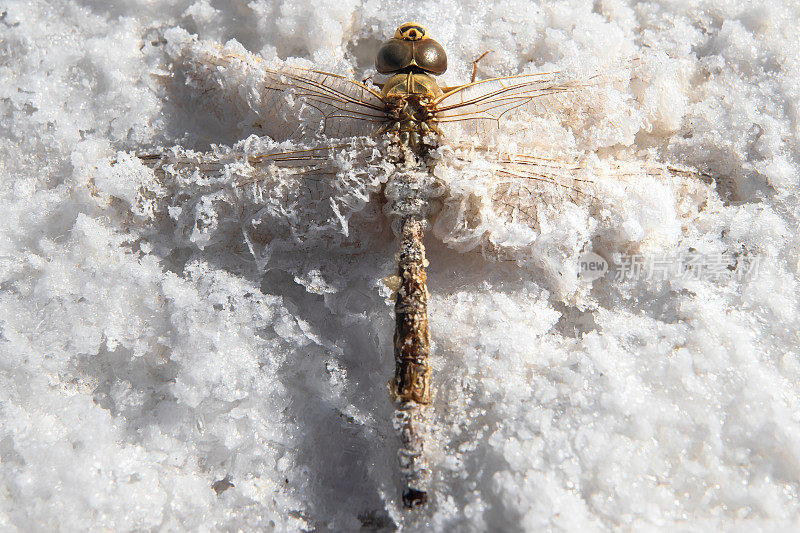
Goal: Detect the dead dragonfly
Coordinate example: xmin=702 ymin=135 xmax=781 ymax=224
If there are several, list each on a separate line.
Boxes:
xmin=133 ymin=22 xmax=713 ymax=509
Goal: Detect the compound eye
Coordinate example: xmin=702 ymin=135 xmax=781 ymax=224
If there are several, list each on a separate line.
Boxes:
xmin=395 ymin=23 xmax=427 ymax=41
xmin=415 ymin=39 xmax=447 ymax=75
xmin=376 ymin=39 xmax=414 ymax=74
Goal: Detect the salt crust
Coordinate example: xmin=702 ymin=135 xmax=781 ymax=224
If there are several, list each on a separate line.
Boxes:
xmin=1 ymin=0 xmax=799 ymax=530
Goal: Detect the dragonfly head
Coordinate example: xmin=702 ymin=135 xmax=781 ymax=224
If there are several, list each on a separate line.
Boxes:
xmin=394 ymin=22 xmax=427 ymax=41
xmin=376 ymin=22 xmax=447 ymax=76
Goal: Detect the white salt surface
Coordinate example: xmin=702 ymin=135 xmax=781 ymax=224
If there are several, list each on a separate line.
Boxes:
xmin=2 ymin=0 xmax=799 ymax=530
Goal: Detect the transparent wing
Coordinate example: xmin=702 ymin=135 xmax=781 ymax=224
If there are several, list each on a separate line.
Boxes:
xmin=171 ymin=34 xmax=389 ymax=140
xmin=137 ymin=144 xmax=345 ymax=185
xmin=433 ymin=144 xmax=716 ymax=261
xmin=462 ymin=151 xmax=592 ymax=222
xmin=485 ymin=154 xmax=713 ymax=225
xmin=433 ymin=72 xmax=606 ymax=135
xmin=259 ymin=65 xmax=390 ymax=139
xmin=131 ymin=137 xmax=391 ymax=268
xmin=432 ymin=147 xmax=595 ymax=252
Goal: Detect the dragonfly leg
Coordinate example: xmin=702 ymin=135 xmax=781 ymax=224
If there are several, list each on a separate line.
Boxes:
xmin=471 ymin=50 xmax=492 ymax=83
xmin=390 ymin=217 xmax=432 ymax=507
xmin=439 ymin=50 xmax=493 ymax=93
xmin=361 ymin=74 xmax=384 ymax=90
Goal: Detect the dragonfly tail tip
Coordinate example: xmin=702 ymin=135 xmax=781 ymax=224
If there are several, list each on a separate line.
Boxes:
xmin=402 ymin=488 xmax=428 ymax=508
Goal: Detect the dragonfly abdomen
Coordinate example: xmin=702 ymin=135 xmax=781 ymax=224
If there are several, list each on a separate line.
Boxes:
xmin=384 ymin=169 xmax=442 ymax=234
xmin=392 ymin=217 xmax=432 ymax=404
xmin=392 ymin=217 xmax=432 ymax=508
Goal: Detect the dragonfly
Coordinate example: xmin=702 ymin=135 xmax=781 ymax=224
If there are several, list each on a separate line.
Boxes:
xmin=131 ymin=22 xmax=714 ymax=510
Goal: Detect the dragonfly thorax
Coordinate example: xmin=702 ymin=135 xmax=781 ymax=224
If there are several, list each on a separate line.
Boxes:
xmin=380 ymin=71 xmax=442 ymax=148
xmin=382 ymin=72 xmax=440 ymax=120
xmin=381 ymin=71 xmax=443 ymax=99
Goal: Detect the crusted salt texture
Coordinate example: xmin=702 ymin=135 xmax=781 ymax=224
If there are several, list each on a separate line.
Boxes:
xmin=1 ymin=0 xmax=799 ymax=531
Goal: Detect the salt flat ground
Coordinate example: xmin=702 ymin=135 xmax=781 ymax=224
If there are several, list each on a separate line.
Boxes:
xmin=1 ymin=0 xmax=799 ymax=531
